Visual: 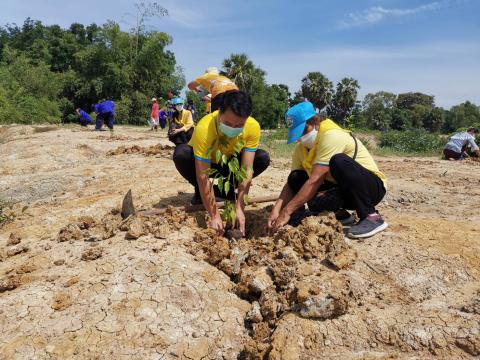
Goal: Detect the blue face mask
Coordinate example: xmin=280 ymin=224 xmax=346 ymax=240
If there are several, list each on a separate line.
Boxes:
xmin=219 ymin=122 xmax=243 ymax=138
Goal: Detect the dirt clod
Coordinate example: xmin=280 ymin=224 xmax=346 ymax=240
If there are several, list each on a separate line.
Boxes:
xmin=81 ymin=247 xmax=103 ymax=261
xmin=7 ymin=232 xmax=21 ymax=245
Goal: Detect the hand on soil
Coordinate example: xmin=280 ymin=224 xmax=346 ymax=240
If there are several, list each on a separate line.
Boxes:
xmin=270 ymin=209 xmax=291 ymax=233
xmin=209 ymin=212 xmax=225 ymax=236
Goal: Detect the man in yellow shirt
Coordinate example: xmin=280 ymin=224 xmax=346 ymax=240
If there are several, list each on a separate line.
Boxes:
xmin=168 ymin=97 xmax=194 ymax=145
xmin=173 ymin=91 xmax=270 ymax=236
xmin=188 ymin=67 xmax=238 ymax=113
xmin=268 ymin=101 xmax=388 ymax=239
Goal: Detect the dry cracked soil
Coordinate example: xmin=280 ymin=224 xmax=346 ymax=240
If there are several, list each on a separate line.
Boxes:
xmin=0 ymin=125 xmax=479 ymax=359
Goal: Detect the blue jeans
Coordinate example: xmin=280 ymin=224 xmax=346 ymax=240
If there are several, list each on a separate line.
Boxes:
xmin=96 ymin=112 xmax=114 ymax=130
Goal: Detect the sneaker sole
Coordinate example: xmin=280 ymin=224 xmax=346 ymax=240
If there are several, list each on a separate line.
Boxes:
xmin=348 ymin=222 xmax=388 ymax=239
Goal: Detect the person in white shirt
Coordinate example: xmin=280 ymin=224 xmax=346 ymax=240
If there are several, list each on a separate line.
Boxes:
xmin=443 ymin=127 xmax=479 ymax=160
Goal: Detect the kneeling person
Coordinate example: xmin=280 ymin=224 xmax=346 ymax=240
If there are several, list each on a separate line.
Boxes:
xmin=168 ymin=97 xmax=194 ymax=145
xmin=268 ymin=102 xmax=388 ymax=239
xmin=173 ymin=91 xmax=270 ymax=235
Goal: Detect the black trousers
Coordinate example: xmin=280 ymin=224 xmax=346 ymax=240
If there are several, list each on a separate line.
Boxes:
xmin=173 ymin=144 xmax=270 ymax=194
xmin=287 ymin=154 xmax=386 ymax=220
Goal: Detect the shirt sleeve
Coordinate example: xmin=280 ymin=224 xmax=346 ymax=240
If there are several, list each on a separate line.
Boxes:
xmin=190 ymin=120 xmax=213 ymax=164
xmin=195 ymin=73 xmax=215 ymax=92
xmin=243 ymin=119 xmax=260 ymax=152
xmin=313 ymin=131 xmax=347 ymax=166
xmin=467 ymin=136 xmax=479 ymax=151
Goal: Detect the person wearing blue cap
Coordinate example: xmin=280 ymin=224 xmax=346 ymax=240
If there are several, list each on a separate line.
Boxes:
xmin=168 ymin=97 xmax=195 ymax=145
xmin=267 ymin=101 xmax=388 ymax=239
xmin=76 ymin=108 xmax=93 ymax=126
xmin=93 ymin=100 xmax=115 ymax=131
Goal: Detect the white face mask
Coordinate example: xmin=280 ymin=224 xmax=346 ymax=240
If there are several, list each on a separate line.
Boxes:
xmin=299 ymin=129 xmax=318 ymax=149
xmin=175 ymin=105 xmax=184 ymax=112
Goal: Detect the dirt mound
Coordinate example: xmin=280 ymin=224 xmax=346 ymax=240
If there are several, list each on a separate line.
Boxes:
xmin=106 ymin=144 xmax=174 ymax=157
xmin=189 ymin=211 xmax=357 ymax=358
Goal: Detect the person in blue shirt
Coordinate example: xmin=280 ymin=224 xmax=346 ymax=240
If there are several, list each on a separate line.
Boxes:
xmin=76 ymin=108 xmax=93 ymax=126
xmin=158 ymin=107 xmax=167 ymax=129
xmin=93 ymin=100 xmax=115 ymax=131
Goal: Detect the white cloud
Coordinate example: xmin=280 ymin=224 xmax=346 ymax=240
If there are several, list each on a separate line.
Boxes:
xmin=339 ymin=1 xmax=447 ymax=28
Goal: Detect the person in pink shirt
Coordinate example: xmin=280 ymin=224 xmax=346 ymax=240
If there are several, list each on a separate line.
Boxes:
xmin=149 ymin=97 xmax=160 ymax=131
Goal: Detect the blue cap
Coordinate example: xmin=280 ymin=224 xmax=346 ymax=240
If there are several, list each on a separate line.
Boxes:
xmin=285 ymin=101 xmax=316 ymax=144
xmin=172 ymin=97 xmax=183 ymax=105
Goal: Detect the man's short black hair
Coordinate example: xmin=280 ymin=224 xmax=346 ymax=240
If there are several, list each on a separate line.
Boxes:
xmin=219 ymin=90 xmax=252 ymax=117
xmin=467 ymin=127 xmax=479 ymax=134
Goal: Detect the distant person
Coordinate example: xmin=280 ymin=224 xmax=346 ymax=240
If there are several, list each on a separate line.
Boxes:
xmin=168 ymin=97 xmax=194 ymax=146
xmin=149 ymin=97 xmax=159 ymax=131
xmin=186 ymin=100 xmax=196 ymax=121
xmin=188 ymin=67 xmax=238 ymax=112
xmin=76 ymin=108 xmax=93 ymax=126
xmin=443 ymin=127 xmax=479 ymax=160
xmin=93 ymin=100 xmax=115 ymax=131
xmin=159 ymin=107 xmax=167 ymax=129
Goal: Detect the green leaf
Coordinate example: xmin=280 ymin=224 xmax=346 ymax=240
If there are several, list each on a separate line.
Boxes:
xmin=221 ymin=154 xmax=228 ymax=165
xmin=224 ymin=181 xmax=230 ymax=195
xmin=215 ymin=149 xmax=222 ymax=163
xmin=217 ymin=177 xmax=224 ymax=193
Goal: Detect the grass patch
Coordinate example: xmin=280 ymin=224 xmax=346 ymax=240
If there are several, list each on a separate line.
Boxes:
xmin=261 ymin=129 xmax=295 ymax=158
xmin=0 ymin=198 xmax=14 ymax=228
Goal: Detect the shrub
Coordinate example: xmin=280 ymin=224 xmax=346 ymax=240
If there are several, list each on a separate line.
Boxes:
xmin=379 ymin=129 xmax=444 ymax=154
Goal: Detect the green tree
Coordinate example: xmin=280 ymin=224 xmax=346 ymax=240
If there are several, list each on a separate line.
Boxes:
xmin=362 ymin=91 xmax=397 ymax=130
xmin=297 ymin=72 xmax=333 ymax=110
xmin=396 ymin=92 xmax=435 ymax=110
xmin=328 ymin=77 xmax=360 ymax=125
xmin=222 ymin=53 xmax=265 ymax=95
xmin=443 ymin=101 xmax=480 ymax=132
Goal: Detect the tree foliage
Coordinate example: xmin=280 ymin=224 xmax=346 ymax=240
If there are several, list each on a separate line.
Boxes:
xmin=0 ymin=16 xmax=184 ymax=124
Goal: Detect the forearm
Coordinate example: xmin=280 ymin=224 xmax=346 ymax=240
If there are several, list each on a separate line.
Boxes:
xmin=273 ymin=183 xmax=295 ymax=213
xmin=197 ymin=174 xmax=218 ymax=217
xmin=236 ymin=174 xmax=253 ymax=210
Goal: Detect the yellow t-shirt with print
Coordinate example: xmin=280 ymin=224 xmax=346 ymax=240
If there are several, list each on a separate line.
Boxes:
xmin=173 ymin=109 xmax=194 ymax=130
xmin=195 ymin=73 xmax=238 ymax=99
xmin=189 ymin=110 xmax=260 ymax=164
xmin=291 ymin=119 xmax=387 ymax=188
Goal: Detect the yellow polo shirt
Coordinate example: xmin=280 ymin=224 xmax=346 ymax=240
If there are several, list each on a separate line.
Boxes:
xmin=173 ymin=109 xmax=194 ymax=131
xmin=291 ymin=119 xmax=387 ymax=188
xmin=189 ymin=111 xmax=260 ymax=164
xmin=195 ymin=73 xmax=238 ymax=99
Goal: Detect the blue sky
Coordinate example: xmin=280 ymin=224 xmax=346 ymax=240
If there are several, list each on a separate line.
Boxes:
xmin=1 ymin=0 xmax=479 ymax=108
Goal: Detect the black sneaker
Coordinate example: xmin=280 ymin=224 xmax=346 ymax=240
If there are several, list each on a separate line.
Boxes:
xmin=335 ymin=209 xmax=355 ymax=226
xmin=190 ymin=192 xmax=202 ymax=205
xmin=347 ymin=215 xmax=388 ymax=239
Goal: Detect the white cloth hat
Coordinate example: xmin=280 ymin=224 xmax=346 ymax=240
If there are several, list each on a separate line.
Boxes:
xmin=205 ymin=67 xmax=219 ymax=74
xmin=151 ymin=97 xmax=157 ymax=102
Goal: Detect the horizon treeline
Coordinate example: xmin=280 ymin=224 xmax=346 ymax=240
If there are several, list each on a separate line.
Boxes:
xmin=1 ymin=18 xmax=479 ymax=133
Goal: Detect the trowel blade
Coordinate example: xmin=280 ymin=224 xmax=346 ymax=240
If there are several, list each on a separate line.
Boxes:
xmin=121 ymin=189 xmax=135 ymax=219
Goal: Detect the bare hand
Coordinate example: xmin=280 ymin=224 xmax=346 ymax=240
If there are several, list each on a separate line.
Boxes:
xmin=209 ymin=213 xmax=224 ymax=236
xmin=270 ymin=209 xmax=291 ymax=233
xmin=267 ymin=209 xmax=280 ymax=233
xmin=235 ymin=207 xmax=246 ymax=236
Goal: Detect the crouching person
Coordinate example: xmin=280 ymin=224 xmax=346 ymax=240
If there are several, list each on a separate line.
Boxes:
xmin=173 ymin=90 xmax=270 ymax=236
xmin=267 ymin=101 xmax=388 ymax=239
xmin=94 ymin=100 xmax=115 ymax=131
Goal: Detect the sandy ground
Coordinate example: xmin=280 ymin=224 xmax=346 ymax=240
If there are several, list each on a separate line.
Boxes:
xmin=0 ymin=125 xmax=479 ymax=359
